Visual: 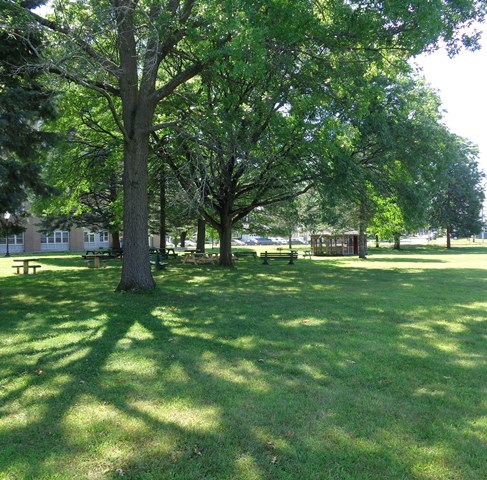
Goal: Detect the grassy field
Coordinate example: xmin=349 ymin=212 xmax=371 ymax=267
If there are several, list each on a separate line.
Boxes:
xmin=0 ymin=243 xmax=486 ymax=479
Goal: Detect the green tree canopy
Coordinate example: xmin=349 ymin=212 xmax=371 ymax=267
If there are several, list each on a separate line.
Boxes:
xmin=428 ymin=134 xmax=485 ymax=248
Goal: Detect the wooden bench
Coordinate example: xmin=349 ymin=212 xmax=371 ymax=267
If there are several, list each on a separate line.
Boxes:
xmin=261 ymin=251 xmax=298 ymax=265
xmin=12 ymin=264 xmax=41 ymax=274
xmin=303 ymin=250 xmax=312 ymax=259
xmin=233 ymin=251 xmax=257 ymax=260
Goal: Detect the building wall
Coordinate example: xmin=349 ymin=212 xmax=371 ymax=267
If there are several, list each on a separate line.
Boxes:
xmin=4 ymin=215 xmax=111 ymax=253
xmin=24 ymin=216 xmax=42 ymax=252
xmin=71 ymin=228 xmax=84 ymax=251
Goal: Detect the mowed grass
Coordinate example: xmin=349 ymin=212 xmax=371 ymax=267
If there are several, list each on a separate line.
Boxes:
xmin=0 ymin=243 xmax=486 ymax=480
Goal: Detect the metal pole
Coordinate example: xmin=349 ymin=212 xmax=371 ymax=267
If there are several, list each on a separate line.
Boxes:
xmin=5 ymin=228 xmax=10 ymax=257
xmin=3 ymin=213 xmax=11 ymax=257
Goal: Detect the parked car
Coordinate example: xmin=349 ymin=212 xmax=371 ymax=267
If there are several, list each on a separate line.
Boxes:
xmin=269 ymin=237 xmax=286 ymax=245
xmin=231 ymin=239 xmax=246 ymax=246
xmin=254 ymin=237 xmax=274 ymax=245
xmin=245 ymin=238 xmax=258 ymax=245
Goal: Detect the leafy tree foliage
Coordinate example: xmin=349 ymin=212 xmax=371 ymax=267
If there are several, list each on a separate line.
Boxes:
xmin=35 ymin=87 xmax=124 ymax=246
xmin=428 ymin=135 xmax=485 ymax=248
xmin=320 ymin=73 xmax=452 ymax=256
xmin=158 ymin=35 xmax=328 ymax=265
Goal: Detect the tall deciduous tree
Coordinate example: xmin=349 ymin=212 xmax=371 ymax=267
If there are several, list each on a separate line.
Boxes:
xmin=3 ymin=0 xmax=225 ymax=290
xmin=428 ymin=134 xmax=485 ymax=248
xmin=158 ymin=40 xmax=328 ymax=265
xmin=323 ymin=74 xmax=451 ymax=257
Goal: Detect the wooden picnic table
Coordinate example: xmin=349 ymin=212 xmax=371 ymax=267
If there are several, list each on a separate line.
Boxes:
xmin=182 ymin=252 xmax=219 ymax=265
xmin=85 ymin=249 xmax=111 ymax=256
xmin=13 ymin=258 xmax=41 ymax=274
xmin=82 ymin=254 xmax=104 ymax=268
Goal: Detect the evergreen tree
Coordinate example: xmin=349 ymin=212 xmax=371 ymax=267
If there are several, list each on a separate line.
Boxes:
xmin=0 ymin=14 xmax=57 ymax=215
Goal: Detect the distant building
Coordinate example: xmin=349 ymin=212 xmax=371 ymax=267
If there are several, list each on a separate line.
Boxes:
xmin=310 ymin=232 xmax=358 ymax=256
xmin=0 ymin=215 xmax=110 ymax=254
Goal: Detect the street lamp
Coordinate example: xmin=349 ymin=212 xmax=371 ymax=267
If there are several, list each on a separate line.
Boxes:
xmin=4 ymin=212 xmax=11 ymax=257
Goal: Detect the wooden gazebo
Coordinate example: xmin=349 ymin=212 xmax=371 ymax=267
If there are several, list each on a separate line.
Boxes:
xmin=311 ymin=232 xmax=358 ymax=256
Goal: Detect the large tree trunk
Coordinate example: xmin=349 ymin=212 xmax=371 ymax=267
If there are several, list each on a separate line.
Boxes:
xmin=196 ymin=218 xmax=206 ymax=253
xmin=358 ymin=226 xmax=367 ymax=259
xmin=446 ymin=225 xmax=452 ymax=249
xmin=393 ymin=232 xmax=401 ymax=250
xmin=218 ymin=217 xmax=234 ymax=266
xmin=180 ymin=231 xmax=187 ymax=248
xmin=358 ymin=203 xmax=368 ymax=259
xmin=159 ymin=169 xmax=166 ymax=250
xmin=116 ymin=131 xmax=155 ymax=291
xmin=115 ymin=6 xmax=155 ymax=292
xmin=111 ymin=231 xmax=121 ymax=250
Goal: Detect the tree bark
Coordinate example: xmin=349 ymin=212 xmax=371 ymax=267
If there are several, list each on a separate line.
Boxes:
xmin=375 ymin=234 xmax=380 ymax=248
xmin=446 ymin=225 xmax=452 ymax=249
xmin=393 ymin=232 xmax=401 ymax=250
xmin=159 ymin=169 xmax=166 ymax=250
xmin=358 ymin=226 xmax=367 ymax=259
xmin=180 ymin=231 xmax=187 ymax=248
xmin=358 ymin=202 xmax=368 ymax=259
xmin=115 ymin=3 xmax=155 ymax=292
xmin=116 ymin=130 xmax=155 ymax=291
xmin=111 ymin=231 xmax=121 ymax=250
xmin=218 ymin=216 xmax=234 ymax=266
xmin=197 ymin=218 xmax=206 ymax=253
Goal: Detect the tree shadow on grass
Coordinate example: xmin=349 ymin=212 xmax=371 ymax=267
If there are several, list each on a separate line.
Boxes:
xmin=1 ymin=256 xmax=487 ymax=479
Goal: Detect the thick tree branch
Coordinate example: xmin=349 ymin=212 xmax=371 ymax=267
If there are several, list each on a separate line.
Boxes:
xmin=24 ymin=9 xmax=122 ymax=78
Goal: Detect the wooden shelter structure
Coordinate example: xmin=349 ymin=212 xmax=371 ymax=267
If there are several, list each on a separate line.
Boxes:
xmin=311 ymin=232 xmax=358 ymax=256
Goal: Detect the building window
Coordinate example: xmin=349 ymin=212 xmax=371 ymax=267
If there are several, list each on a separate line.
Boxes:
xmin=0 ymin=233 xmax=24 ymax=245
xmin=41 ymin=231 xmax=69 ymax=244
xmin=84 ymin=231 xmax=96 ymax=243
xmin=100 ymin=231 xmax=109 ymax=243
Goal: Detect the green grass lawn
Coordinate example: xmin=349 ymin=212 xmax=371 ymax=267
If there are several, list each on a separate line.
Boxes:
xmin=0 ymin=244 xmax=486 ymax=480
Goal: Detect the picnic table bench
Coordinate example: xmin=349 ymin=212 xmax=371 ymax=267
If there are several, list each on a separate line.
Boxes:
xmin=84 ymin=248 xmax=120 ymax=258
xmin=261 ymin=250 xmax=298 ymax=265
xmin=85 ymin=248 xmax=112 ymax=254
xmin=233 ymin=251 xmax=257 ymax=260
xmin=12 ymin=258 xmax=41 ymax=274
xmin=81 ymin=248 xmax=123 ymax=266
xmin=150 ymin=251 xmax=168 ymax=270
xmin=303 ymin=250 xmax=312 ymax=258
xmin=81 ymin=254 xmax=109 ymax=268
xmin=182 ymin=252 xmax=219 ymax=265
